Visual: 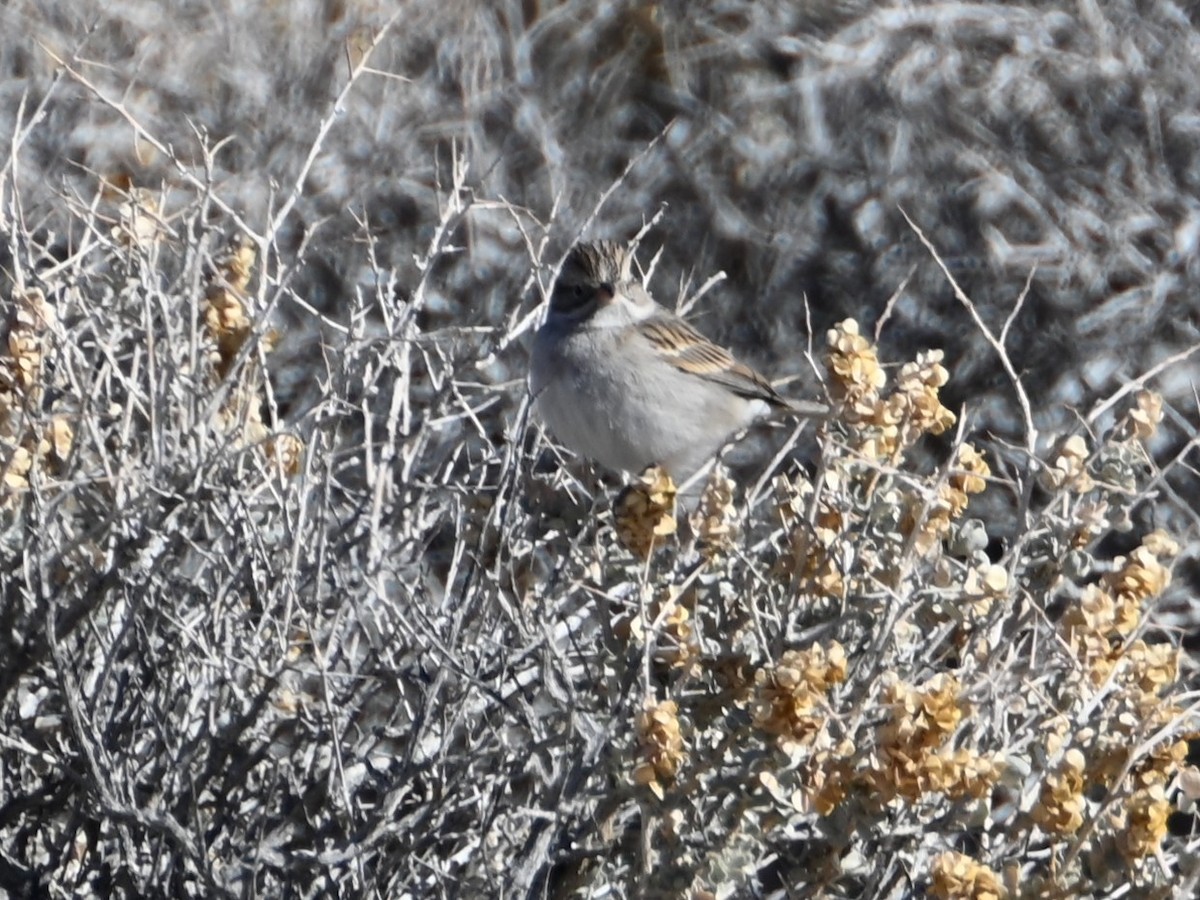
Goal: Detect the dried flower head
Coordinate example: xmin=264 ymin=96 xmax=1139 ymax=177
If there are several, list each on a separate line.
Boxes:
xmin=1060 ymin=534 xmax=1177 ymax=681
xmin=0 ymin=289 xmax=67 ymax=504
xmin=904 ymin=444 xmax=991 ymax=555
xmin=800 ymin=747 xmax=856 ymax=815
xmin=753 ymin=643 xmax=847 ymax=746
xmin=633 ymin=698 xmax=686 ymax=800
xmin=936 ymin=749 xmax=1005 ymax=801
xmin=1 ymin=288 xmax=55 ymax=411
xmin=826 ymin=318 xmax=885 ymax=409
xmin=1105 ymin=544 xmax=1172 ymax=609
xmin=691 ymin=465 xmax=737 ymax=558
xmin=614 ymin=465 xmax=677 ymax=558
xmin=39 ymin=417 xmax=75 ymax=469
xmin=1115 ymin=390 xmax=1163 ymax=443
xmin=2 ymin=444 xmax=33 ymax=493
xmin=1032 ymin=748 xmax=1087 ymax=836
xmin=265 ymin=433 xmax=304 ymax=478
xmin=948 ymin=444 xmax=990 ymax=505
xmin=1120 ymin=639 xmax=1180 ymax=696
xmin=622 ymin=587 xmax=701 ymax=672
xmin=929 ymin=852 xmax=1007 ymax=900
xmin=893 ymin=349 xmax=957 ymax=442
xmin=1114 ymin=785 xmax=1170 ymax=860
xmin=866 ymin=675 xmax=973 ymax=802
xmin=204 ymin=234 xmax=257 ymax=377
xmin=1039 ymin=434 xmax=1093 ymax=492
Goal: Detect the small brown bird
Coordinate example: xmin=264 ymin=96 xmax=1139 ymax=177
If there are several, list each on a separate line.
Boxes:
xmin=530 ymin=240 xmax=827 ymax=480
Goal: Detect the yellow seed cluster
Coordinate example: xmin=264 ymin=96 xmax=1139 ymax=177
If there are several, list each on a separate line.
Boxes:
xmin=1115 ymin=390 xmax=1163 ymax=442
xmin=948 ymin=444 xmax=990 ymax=508
xmin=875 ymin=674 xmax=964 ymax=778
xmin=1120 ymin=639 xmax=1180 ymax=696
xmin=1031 ymin=748 xmax=1086 ymax=835
xmin=928 ymin=851 xmax=1008 ymax=900
xmin=1 ymin=288 xmax=55 ymax=422
xmin=632 ymin=698 xmax=686 ymax=800
xmin=1113 ymin=785 xmax=1171 ymax=860
xmin=1034 ymin=533 xmax=1187 ymax=861
xmin=752 ymin=642 xmax=847 ymax=747
xmin=0 ymin=289 xmax=74 ymax=503
xmin=691 ymin=466 xmax=737 ymax=558
xmin=799 ymin=744 xmax=857 ymax=815
xmin=826 ymin=318 xmax=885 ymax=409
xmin=200 ymin=235 xmax=302 ymax=477
xmin=907 ymin=443 xmax=990 ymax=556
xmin=1106 ymin=536 xmax=1175 ymax=603
xmin=1079 ymin=705 xmax=1188 ymax=794
xmin=614 ymin=465 xmax=677 ymax=558
xmin=1061 ymin=532 xmax=1177 ymax=685
xmin=826 ymin=320 xmax=955 ymax=460
xmin=1039 ymin=434 xmax=1092 ymax=493
xmin=204 ymin=234 xmax=256 ymax=379
xmin=621 ymin=586 xmax=700 ymax=672
xmin=1061 ymin=586 xmax=1131 ymax=680
xmin=2 ymin=444 xmax=32 ymax=495
xmin=889 ymin=350 xmax=957 ymax=445
xmin=934 ymin=748 xmax=1007 ymax=801
xmin=865 ymin=674 xmax=1001 ymax=804
xmin=265 ymin=433 xmax=304 ymax=478
xmin=657 ymin=599 xmax=698 ymax=671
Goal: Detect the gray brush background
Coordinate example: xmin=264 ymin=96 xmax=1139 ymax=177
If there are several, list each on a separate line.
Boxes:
xmin=6 ymin=1 xmax=1197 ymax=436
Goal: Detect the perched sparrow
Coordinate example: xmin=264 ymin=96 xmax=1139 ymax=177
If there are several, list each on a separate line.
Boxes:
xmin=530 ymin=240 xmax=827 ymax=481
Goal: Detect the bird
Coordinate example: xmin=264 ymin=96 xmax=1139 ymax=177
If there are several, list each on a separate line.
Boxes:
xmin=529 ymin=239 xmax=827 ymax=482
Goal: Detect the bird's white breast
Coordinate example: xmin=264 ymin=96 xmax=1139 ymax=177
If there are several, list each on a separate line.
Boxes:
xmin=530 ymin=315 xmax=761 ymax=479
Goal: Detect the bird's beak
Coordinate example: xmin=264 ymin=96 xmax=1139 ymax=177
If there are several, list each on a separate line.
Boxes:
xmin=597 ymin=282 xmax=616 ymax=304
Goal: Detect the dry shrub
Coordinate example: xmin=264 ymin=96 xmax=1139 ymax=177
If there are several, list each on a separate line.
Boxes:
xmin=1 ymin=3 xmax=1199 ymax=898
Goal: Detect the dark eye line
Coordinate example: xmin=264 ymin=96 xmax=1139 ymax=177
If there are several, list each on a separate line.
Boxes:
xmin=553 ymin=281 xmax=593 ymax=312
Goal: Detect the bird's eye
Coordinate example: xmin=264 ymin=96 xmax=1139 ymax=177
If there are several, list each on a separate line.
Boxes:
xmin=553 ymin=281 xmax=593 ymax=313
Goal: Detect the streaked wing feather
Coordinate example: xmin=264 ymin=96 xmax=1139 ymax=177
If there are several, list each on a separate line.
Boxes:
xmin=638 ymin=314 xmax=790 ymax=407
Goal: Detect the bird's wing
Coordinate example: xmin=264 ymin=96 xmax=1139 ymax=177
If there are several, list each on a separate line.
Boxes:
xmin=637 ymin=313 xmax=793 ymax=408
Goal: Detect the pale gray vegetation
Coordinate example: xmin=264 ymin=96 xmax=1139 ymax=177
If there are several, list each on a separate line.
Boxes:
xmin=1 ymin=1 xmax=1198 ymax=897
